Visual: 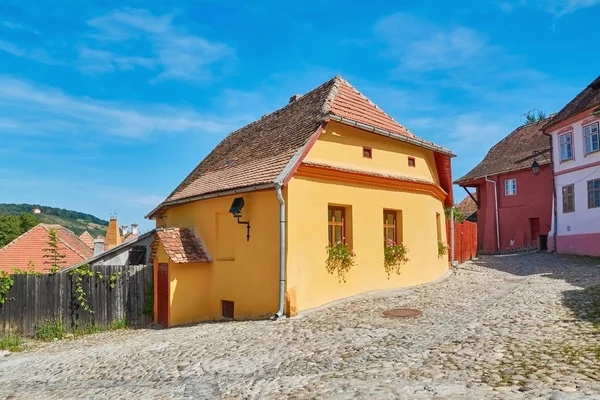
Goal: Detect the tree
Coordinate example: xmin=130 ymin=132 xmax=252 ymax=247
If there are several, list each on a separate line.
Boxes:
xmin=0 ymin=213 xmax=39 ymax=248
xmin=523 ymin=110 xmax=547 ymax=125
xmin=445 ymin=206 xmax=466 ymax=223
xmin=43 ymin=228 xmax=66 ymax=273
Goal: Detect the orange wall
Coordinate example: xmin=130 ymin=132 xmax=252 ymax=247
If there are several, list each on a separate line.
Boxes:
xmin=158 ymin=189 xmax=281 ymax=323
xmin=305 ymin=121 xmax=441 ymax=184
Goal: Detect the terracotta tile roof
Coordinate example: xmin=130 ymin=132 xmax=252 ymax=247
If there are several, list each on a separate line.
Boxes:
xmin=0 ymin=224 xmax=93 ymax=274
xmin=121 ymin=232 xmax=139 ymax=243
xmin=545 ymin=75 xmax=600 ymax=130
xmin=455 ymin=119 xmax=551 ymax=184
xmin=456 ymin=194 xmax=478 ymax=217
xmin=148 ymin=76 xmax=452 ymax=218
xmin=79 ymin=231 xmax=94 ymax=249
xmin=154 ymin=227 xmax=211 ymax=263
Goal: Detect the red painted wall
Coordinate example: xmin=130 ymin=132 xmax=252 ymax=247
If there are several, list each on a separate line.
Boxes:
xmin=469 ymin=165 xmax=553 ymax=253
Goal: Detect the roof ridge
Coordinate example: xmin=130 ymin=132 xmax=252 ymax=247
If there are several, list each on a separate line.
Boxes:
xmin=331 ymin=77 xmax=412 ymax=136
xmin=0 ymin=224 xmax=45 ymax=253
xmin=40 ymin=224 xmax=89 ymax=260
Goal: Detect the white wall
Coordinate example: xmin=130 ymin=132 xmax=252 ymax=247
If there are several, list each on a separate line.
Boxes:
xmin=549 ymin=115 xmax=600 ymax=237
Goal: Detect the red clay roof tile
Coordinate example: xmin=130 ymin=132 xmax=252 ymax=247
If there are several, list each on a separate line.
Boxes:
xmin=154 ymin=227 xmax=211 ymax=263
xmin=0 ymin=224 xmax=93 ymax=274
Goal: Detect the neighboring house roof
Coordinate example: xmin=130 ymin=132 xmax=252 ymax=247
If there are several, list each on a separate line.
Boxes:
xmin=545 ymin=75 xmax=600 ymax=130
xmin=455 ymin=119 xmax=551 ymax=185
xmin=0 ymin=224 xmax=93 ymax=274
xmin=147 ymin=75 xmax=454 ymax=218
xmin=79 ymin=231 xmax=94 ymax=249
xmin=456 ymin=194 xmax=478 ymax=218
xmin=121 ymin=232 xmax=139 ymax=243
xmin=153 ymin=227 xmax=212 ymax=263
xmin=62 ymin=229 xmax=156 ymax=273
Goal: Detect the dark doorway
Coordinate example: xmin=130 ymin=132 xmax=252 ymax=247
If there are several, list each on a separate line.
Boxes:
xmin=221 ymin=300 xmax=234 ymax=319
xmin=529 ymin=218 xmax=540 ymax=247
xmin=158 ymin=263 xmax=169 ymax=327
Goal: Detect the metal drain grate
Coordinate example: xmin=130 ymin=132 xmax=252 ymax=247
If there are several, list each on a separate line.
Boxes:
xmin=382 ymin=308 xmax=422 ymax=318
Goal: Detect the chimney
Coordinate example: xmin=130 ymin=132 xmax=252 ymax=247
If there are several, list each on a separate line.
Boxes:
xmin=105 ymin=215 xmax=122 ymax=250
xmin=289 ymin=94 xmax=302 ymax=103
xmin=131 ymin=223 xmax=138 ymax=235
xmin=93 ymin=238 xmax=105 ymax=256
xmin=121 ymin=225 xmax=128 ymax=236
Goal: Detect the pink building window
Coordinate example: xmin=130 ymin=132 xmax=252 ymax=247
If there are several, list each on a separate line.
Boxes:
xmin=584 ymin=122 xmax=599 ymax=154
xmin=559 ymin=132 xmax=573 ymax=161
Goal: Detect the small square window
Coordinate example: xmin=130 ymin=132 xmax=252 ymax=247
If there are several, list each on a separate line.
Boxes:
xmin=504 ymin=178 xmax=517 ymax=196
xmin=408 ymin=157 xmax=416 ymax=167
xmin=363 ymin=147 xmax=372 ymax=158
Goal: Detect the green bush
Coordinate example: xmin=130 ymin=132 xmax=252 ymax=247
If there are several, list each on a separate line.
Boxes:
xmin=0 ymin=335 xmax=22 ymax=352
xmin=36 ymin=319 xmax=66 ymax=341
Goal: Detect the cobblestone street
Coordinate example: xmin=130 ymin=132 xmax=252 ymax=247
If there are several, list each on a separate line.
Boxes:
xmin=1 ymin=253 xmax=599 ymax=399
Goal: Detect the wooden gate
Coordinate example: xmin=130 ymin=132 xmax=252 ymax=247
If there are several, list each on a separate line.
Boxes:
xmin=446 ymin=219 xmax=477 ymax=264
xmin=157 ymin=263 xmax=169 ymax=327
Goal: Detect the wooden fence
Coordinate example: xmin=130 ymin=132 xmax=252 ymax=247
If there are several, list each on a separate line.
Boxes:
xmin=0 ymin=264 xmax=153 ymax=336
xmin=446 ymin=219 xmax=478 ymax=264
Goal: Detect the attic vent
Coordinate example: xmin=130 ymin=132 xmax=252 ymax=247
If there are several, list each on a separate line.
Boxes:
xmin=289 ymin=94 xmax=302 ymax=103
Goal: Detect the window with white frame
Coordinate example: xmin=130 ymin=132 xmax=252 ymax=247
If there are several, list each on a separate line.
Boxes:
xmin=584 ymin=122 xmax=599 ymax=154
xmin=504 ymin=178 xmax=517 ymax=196
xmin=559 ymin=132 xmax=573 ymax=161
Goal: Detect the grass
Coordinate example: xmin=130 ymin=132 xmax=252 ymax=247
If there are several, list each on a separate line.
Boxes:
xmin=0 ymin=335 xmax=22 ymax=352
xmin=36 ymin=319 xmax=66 ymax=341
xmin=36 ymin=318 xmax=129 ymax=341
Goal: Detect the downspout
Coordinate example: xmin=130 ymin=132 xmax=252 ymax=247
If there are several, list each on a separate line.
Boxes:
xmin=542 ymin=129 xmax=558 ymax=253
xmin=273 ymin=185 xmax=286 ymax=319
xmin=450 ymin=206 xmax=455 ymax=265
xmin=484 ymin=176 xmax=501 ymax=252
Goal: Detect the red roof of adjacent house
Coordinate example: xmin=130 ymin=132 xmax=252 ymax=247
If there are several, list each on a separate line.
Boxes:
xmin=121 ymin=232 xmax=139 ymax=244
xmin=79 ymin=231 xmax=94 ymax=249
xmin=455 ymin=119 xmax=551 ymax=184
xmin=0 ymin=224 xmax=93 ymax=274
xmin=456 ymin=194 xmax=478 ymax=218
xmin=147 ymin=76 xmax=453 ymax=217
xmin=154 ymin=228 xmax=211 ymax=263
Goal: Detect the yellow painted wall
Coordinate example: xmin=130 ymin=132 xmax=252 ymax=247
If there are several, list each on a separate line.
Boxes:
xmin=158 ymin=189 xmax=281 ymax=323
xmin=306 ymin=121 xmax=441 ymax=184
xmin=286 ymin=121 xmax=448 ymax=313
xmin=169 ymin=262 xmax=211 ymax=326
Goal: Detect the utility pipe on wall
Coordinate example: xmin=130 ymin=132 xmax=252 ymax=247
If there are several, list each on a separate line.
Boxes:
xmin=450 ymin=207 xmax=455 ymax=265
xmin=273 ymin=185 xmax=286 ymax=319
xmin=484 ymin=176 xmax=501 ymax=252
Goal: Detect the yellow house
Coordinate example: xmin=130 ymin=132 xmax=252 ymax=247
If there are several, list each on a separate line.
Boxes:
xmin=146 ymin=76 xmax=455 ymax=327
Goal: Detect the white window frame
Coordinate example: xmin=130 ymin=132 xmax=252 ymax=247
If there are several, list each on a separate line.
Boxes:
xmin=504 ymin=178 xmax=517 ymax=196
xmin=583 ymin=122 xmax=599 ymax=155
xmin=559 ymin=132 xmax=573 ymax=161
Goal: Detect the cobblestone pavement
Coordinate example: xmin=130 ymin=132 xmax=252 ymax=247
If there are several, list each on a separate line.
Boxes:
xmin=1 ymin=253 xmax=600 ymax=399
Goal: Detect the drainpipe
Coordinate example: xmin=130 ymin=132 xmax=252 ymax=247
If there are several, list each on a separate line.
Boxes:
xmin=273 ymin=185 xmax=286 ymax=319
xmin=450 ymin=206 xmax=455 ymax=265
xmin=542 ymin=129 xmax=558 ymax=253
xmin=484 ymin=176 xmax=501 ymax=252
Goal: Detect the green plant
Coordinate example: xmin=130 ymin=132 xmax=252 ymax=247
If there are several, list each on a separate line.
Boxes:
xmin=36 ymin=319 xmax=66 ymax=341
xmin=0 ymin=271 xmax=14 ymax=304
xmin=12 ymin=260 xmax=42 ymax=276
xmin=438 ymin=240 xmax=448 ymax=258
xmin=325 ymin=242 xmax=356 ymax=283
xmin=383 ymin=239 xmax=410 ymax=278
xmin=43 ymin=228 xmax=66 ymax=273
xmin=68 ymin=265 xmax=122 ymax=313
xmin=444 ymin=206 xmax=466 ymax=223
xmin=143 ymin=283 xmax=154 ymax=318
xmin=0 ymin=334 xmax=22 ymax=352
xmin=109 ymin=318 xmax=129 ymax=330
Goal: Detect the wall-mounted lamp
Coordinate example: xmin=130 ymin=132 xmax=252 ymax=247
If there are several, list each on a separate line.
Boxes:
xmin=229 ymin=197 xmax=250 ymax=241
xmin=531 ymin=160 xmax=541 ymax=176
xmin=593 ymin=107 xmax=600 ymax=117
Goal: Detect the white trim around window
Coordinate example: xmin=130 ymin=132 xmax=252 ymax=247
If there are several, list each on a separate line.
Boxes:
xmin=583 ymin=122 xmax=599 ymax=155
xmin=504 ymin=178 xmax=517 ymax=196
xmin=559 ymin=132 xmax=573 ymax=162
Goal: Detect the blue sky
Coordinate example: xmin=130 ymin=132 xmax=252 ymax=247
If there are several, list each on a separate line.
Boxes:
xmin=1 ymin=0 xmax=599 ymax=232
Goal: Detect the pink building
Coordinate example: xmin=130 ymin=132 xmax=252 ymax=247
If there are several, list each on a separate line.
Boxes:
xmin=544 ymin=75 xmax=600 ymax=256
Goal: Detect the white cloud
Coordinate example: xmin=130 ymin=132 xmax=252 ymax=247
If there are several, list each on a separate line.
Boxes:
xmin=83 ymin=8 xmax=234 ymax=83
xmin=0 ymin=40 xmax=66 ymax=66
xmin=1 ymin=20 xmax=40 ymax=35
xmin=0 ymin=76 xmax=241 ymax=139
xmin=495 ymin=0 xmax=600 ymax=15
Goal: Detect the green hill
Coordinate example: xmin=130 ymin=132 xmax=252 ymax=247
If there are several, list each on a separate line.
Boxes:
xmin=0 ymin=203 xmax=108 ymax=238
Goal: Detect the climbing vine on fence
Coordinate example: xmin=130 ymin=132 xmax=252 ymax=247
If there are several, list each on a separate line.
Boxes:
xmin=0 ymin=271 xmax=14 ymax=305
xmin=68 ymin=265 xmax=122 ymax=313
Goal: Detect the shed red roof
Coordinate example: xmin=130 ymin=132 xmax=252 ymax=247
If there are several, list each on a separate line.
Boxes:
xmin=148 ymin=76 xmax=453 ymax=217
xmin=0 ymin=224 xmax=93 ymax=274
xmin=154 ymin=227 xmax=211 ymax=263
